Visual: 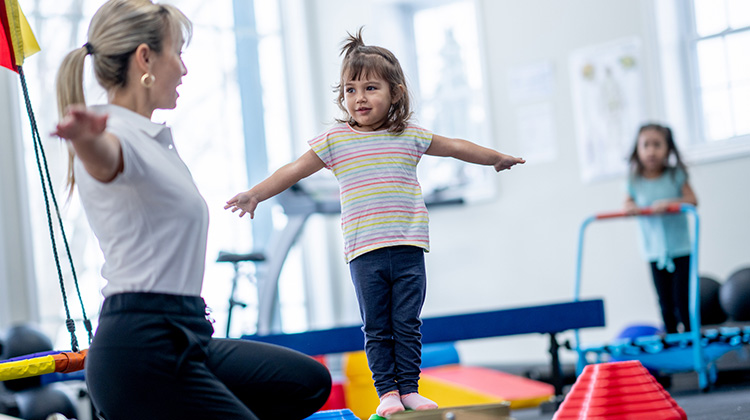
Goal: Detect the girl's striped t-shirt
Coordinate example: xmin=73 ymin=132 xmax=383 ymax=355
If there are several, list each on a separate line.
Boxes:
xmin=308 ymin=123 xmax=433 ymax=262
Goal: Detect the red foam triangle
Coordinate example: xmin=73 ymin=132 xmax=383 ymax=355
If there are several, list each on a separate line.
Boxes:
xmin=552 ymin=361 xmax=686 ymax=420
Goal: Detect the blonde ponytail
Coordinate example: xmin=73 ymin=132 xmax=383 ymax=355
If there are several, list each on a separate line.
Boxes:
xmin=54 ymin=0 xmax=192 ymax=193
xmin=55 ymin=47 xmax=89 ymax=192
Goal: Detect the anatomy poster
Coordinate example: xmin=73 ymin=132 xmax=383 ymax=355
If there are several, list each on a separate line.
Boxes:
xmin=569 ymin=37 xmax=645 ymax=183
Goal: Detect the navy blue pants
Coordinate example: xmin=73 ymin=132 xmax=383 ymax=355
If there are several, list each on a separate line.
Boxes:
xmin=86 ymin=293 xmax=331 ymax=420
xmin=650 ymin=255 xmax=692 ymax=333
xmin=349 ymin=246 xmax=427 ymax=397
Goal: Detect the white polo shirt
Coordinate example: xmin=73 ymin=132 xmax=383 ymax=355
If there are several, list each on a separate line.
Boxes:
xmin=75 ymin=104 xmax=209 ymax=297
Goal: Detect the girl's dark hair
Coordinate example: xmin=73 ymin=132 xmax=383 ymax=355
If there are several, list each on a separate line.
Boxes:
xmin=334 ymin=27 xmax=412 ymax=134
xmin=628 ymin=123 xmax=688 ymax=179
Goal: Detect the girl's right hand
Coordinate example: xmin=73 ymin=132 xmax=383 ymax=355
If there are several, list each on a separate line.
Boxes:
xmin=624 ymin=200 xmax=639 ymax=215
xmin=224 ymin=192 xmax=259 ymax=218
xmin=53 ymin=104 xmax=108 ymax=143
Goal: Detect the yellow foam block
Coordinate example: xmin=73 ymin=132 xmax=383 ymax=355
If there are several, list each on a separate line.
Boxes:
xmin=342 ymin=351 xmax=378 ymax=419
xmin=342 ymin=351 xmax=554 ymax=419
xmin=343 ymin=370 xmax=504 ymax=420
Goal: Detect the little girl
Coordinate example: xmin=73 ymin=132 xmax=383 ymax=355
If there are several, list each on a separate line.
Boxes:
xmin=226 ymin=28 xmax=524 ymax=417
xmin=624 ymin=123 xmax=698 ymax=334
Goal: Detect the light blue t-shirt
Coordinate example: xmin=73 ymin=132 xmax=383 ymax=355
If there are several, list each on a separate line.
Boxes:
xmin=626 ymin=167 xmax=691 ymax=271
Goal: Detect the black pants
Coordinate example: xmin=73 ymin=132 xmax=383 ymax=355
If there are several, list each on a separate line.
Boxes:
xmin=650 ymin=255 xmax=691 ymax=334
xmin=86 ymin=293 xmax=331 ymax=420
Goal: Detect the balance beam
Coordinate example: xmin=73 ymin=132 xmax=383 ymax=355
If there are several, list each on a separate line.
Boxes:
xmin=243 ymin=299 xmax=605 ymax=397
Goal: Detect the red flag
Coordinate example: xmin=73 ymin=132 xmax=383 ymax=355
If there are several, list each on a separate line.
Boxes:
xmin=0 ymin=1 xmax=17 ymax=72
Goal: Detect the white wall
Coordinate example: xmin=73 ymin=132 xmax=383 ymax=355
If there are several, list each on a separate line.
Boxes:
xmin=0 ymin=69 xmax=39 ymax=330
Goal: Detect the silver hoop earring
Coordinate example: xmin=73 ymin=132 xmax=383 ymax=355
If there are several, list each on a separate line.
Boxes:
xmin=140 ymin=73 xmax=155 ymax=88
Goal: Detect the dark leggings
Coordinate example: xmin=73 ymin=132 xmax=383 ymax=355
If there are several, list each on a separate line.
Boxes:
xmin=650 ymin=255 xmax=691 ymax=334
xmin=349 ymin=246 xmax=427 ymax=397
xmin=86 ymin=293 xmax=331 ymax=420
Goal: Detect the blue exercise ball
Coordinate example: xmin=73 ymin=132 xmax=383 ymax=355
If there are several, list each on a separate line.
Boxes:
xmin=720 ymin=267 xmax=750 ymax=321
xmin=616 ymin=324 xmax=661 ymax=339
xmin=700 ymin=275 xmax=728 ymax=325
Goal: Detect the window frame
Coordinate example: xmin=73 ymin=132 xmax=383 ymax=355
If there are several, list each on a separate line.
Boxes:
xmin=654 ymin=0 xmax=750 ymax=164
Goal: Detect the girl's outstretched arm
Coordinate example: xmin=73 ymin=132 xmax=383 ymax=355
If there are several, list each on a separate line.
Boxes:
xmin=426 ymin=134 xmax=525 ymax=171
xmin=225 ymin=149 xmax=325 ymax=218
xmin=53 ymin=105 xmax=123 ymax=183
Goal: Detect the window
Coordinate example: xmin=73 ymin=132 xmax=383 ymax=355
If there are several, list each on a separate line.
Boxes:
xmin=18 ymin=0 xmax=257 ymax=344
xmin=690 ymin=0 xmax=750 ymax=143
xmin=655 ymin=0 xmax=750 ymax=161
xmin=411 ymin=0 xmax=494 ymax=201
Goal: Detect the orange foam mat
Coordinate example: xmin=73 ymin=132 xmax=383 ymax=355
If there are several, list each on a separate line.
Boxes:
xmin=422 ymin=365 xmax=555 ymax=409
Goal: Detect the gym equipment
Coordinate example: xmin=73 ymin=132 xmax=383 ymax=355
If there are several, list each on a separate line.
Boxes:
xmin=0 ymin=327 xmax=80 ymax=420
xmin=0 ymin=350 xmax=87 ymax=383
xmin=303 ymin=408 xmax=360 ymax=420
xmin=1 ymin=325 xmax=52 ymax=391
xmin=616 ymin=324 xmax=661 ymax=339
xmin=571 ymin=203 xmax=743 ymax=391
xmin=14 ymin=387 xmax=77 ymax=420
xmin=342 ymin=349 xmax=553 ymax=418
xmin=552 ymin=360 xmax=686 ymax=420
xmin=1 ymin=326 xmax=52 ymax=359
xmin=369 ymin=402 xmax=512 ymax=420
xmin=245 ymin=299 xmax=605 ymax=406
xmin=699 ymin=275 xmax=727 ymax=325
xmin=719 ymin=267 xmax=750 ymax=321
xmin=215 ymin=250 xmax=266 ymax=337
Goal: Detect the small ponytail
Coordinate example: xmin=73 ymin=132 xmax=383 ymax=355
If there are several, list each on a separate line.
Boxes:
xmin=55 ymin=46 xmax=89 ymax=192
xmin=334 ymin=27 xmax=412 ymax=134
xmin=339 ymin=27 xmax=366 ymax=59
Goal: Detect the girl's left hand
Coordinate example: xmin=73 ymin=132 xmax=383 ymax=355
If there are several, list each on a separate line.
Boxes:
xmin=494 ymin=154 xmax=526 ymax=172
xmin=651 ymin=200 xmax=672 ymax=213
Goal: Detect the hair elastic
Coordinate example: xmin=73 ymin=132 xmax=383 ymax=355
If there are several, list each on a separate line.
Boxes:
xmin=83 ymin=42 xmax=95 ymax=55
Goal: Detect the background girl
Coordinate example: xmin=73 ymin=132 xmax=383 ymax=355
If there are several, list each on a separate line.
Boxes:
xmin=226 ymin=28 xmax=524 ymax=417
xmin=624 ymin=123 xmax=698 ymax=334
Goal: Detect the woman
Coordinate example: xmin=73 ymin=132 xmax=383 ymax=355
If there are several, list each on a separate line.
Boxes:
xmin=54 ymin=1 xmax=331 ymax=419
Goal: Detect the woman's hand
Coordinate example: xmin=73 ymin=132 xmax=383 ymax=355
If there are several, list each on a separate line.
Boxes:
xmin=54 ymin=104 xmax=108 ymax=144
xmin=53 ymin=105 xmax=123 ymax=183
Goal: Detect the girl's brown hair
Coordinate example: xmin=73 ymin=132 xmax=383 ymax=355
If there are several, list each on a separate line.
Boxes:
xmin=628 ymin=123 xmax=688 ymax=180
xmin=334 ymin=27 xmax=412 ymax=134
xmin=56 ymin=0 xmax=192 ymax=192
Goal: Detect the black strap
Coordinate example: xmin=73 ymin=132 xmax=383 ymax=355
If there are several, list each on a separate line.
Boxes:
xmin=18 ymin=66 xmax=93 ymax=351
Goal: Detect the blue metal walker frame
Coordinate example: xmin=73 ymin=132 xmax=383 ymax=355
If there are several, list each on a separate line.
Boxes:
xmin=571 ymin=203 xmax=712 ymax=390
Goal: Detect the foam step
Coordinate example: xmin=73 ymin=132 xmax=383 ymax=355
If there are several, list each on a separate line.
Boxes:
xmin=421 ymin=365 xmax=555 ymax=409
